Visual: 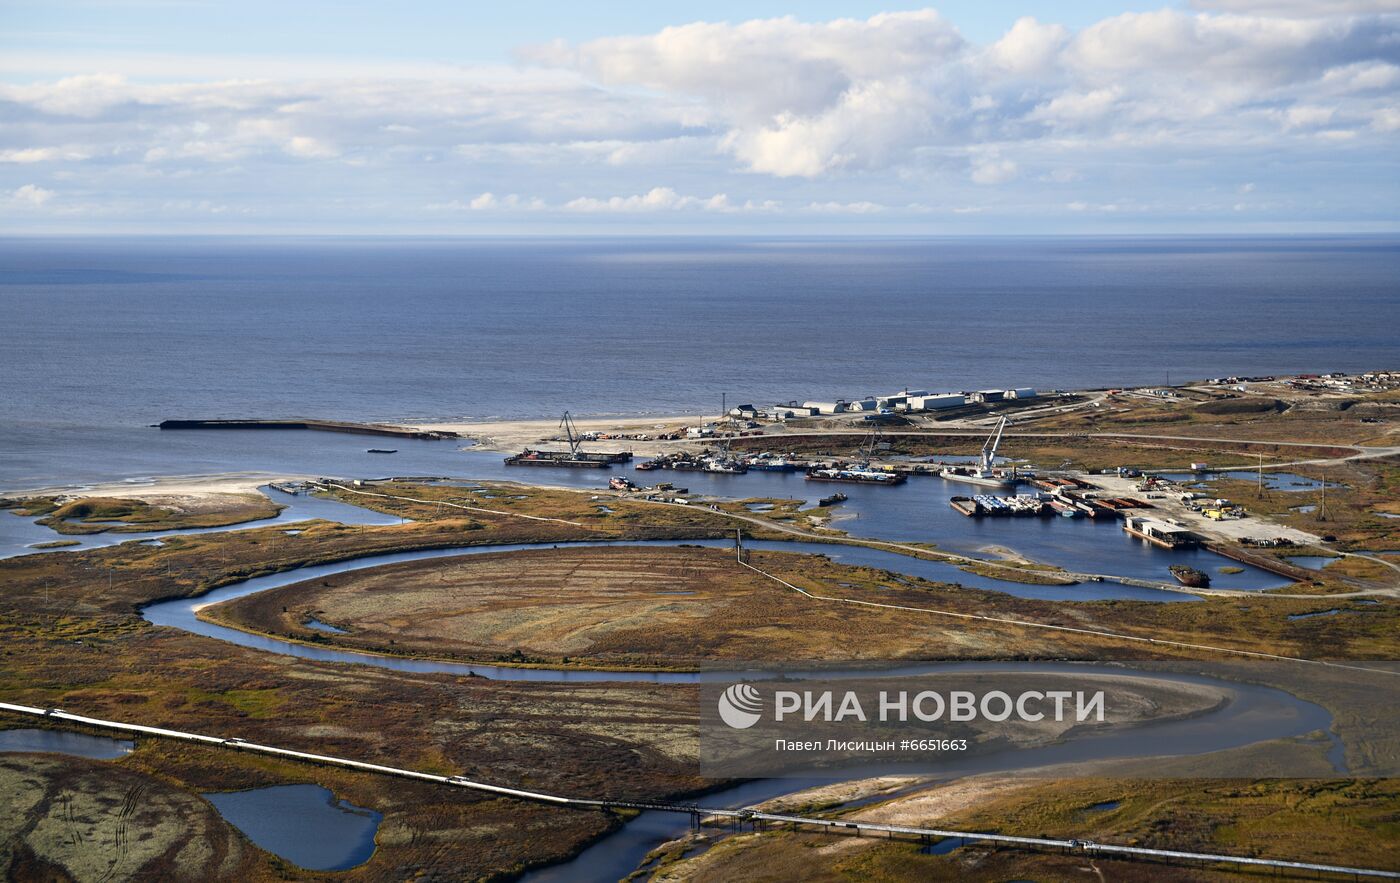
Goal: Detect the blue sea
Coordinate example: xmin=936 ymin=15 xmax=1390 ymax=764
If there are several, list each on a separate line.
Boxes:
xmin=1 ymin=235 xmax=1398 ymax=488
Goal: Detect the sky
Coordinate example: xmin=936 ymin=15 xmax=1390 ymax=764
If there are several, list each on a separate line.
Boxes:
xmin=3 ymin=0 xmax=1399 ymax=233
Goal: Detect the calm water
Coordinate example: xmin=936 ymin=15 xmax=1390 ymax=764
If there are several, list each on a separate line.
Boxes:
xmin=2 ymin=429 xmax=1290 ymax=588
xmin=3 ymin=236 xmax=1397 ymax=436
xmin=0 ymin=728 xmax=133 ymax=759
xmin=201 ymin=784 xmax=381 ymax=871
xmin=0 ymin=485 xmax=399 ymax=559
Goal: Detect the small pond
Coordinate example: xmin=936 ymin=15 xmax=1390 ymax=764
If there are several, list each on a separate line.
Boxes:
xmin=201 ymin=784 xmax=381 ymax=871
xmin=0 ymin=728 xmax=133 ymax=760
xmin=1285 ymin=556 xmax=1339 ymax=571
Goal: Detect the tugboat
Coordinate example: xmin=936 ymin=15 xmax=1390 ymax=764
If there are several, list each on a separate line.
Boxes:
xmin=818 ymin=492 xmax=848 ymax=507
xmin=1169 ymin=564 xmax=1211 ymax=588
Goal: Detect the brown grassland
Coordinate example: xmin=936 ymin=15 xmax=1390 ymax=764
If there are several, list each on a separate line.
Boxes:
xmin=1 ymin=383 xmax=1398 ymax=883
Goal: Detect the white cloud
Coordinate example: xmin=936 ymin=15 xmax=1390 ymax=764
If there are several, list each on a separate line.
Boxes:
xmin=0 ymin=147 xmax=92 ymax=164
xmin=8 ymin=184 xmax=55 ymax=208
xmin=1372 ymin=107 xmax=1400 ymax=130
xmin=1030 ymin=88 xmax=1122 ymax=125
xmin=987 ymin=17 xmax=1070 ymax=75
xmin=563 ymin=187 xmax=733 ymax=213
xmin=804 ymin=200 xmax=884 ymax=213
xmin=284 ymin=136 xmax=339 ymax=159
xmin=1067 ymin=200 xmax=1123 ymax=212
xmin=1284 ymin=105 xmax=1337 ymax=128
xmin=970 ymin=156 xmax=1019 ymax=184
xmin=1 ymin=6 xmax=1397 ymax=230
xmin=1190 ymin=0 xmax=1400 ymax=14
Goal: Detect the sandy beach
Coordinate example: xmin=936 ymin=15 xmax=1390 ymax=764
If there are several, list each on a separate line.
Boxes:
xmin=411 ymin=413 xmax=722 ymax=456
xmin=5 ymin=471 xmax=309 ymax=502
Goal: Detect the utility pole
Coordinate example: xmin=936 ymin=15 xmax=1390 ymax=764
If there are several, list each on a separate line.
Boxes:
xmin=1317 ymin=472 xmax=1328 ymax=522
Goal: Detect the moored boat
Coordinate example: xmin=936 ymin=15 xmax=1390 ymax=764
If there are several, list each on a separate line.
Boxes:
xmin=1169 ymin=564 xmax=1211 ymax=588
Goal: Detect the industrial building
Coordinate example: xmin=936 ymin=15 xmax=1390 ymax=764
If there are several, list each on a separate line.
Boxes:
xmin=1122 ymin=516 xmax=1196 ymax=549
xmin=909 ymin=393 xmax=965 ymax=410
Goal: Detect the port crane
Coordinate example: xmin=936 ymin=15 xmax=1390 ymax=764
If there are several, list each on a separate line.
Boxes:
xmin=559 ymin=411 xmax=583 ymax=458
xmin=979 ymin=416 xmax=1008 ymax=473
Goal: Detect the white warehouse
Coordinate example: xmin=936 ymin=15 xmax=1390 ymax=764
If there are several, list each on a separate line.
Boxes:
xmin=909 ymin=394 xmax=965 ymax=410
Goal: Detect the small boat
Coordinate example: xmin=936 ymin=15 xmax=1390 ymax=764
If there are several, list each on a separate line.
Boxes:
xmin=1169 ymin=565 xmax=1211 ymax=588
xmin=366 ymin=448 xmax=397 ymax=454
xmin=818 ymin=492 xmax=848 ymax=507
xmin=609 ymin=476 xmax=636 ymax=491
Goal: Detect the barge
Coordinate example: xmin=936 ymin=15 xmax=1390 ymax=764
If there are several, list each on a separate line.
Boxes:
xmin=939 ymin=467 xmax=1017 ymax=488
xmin=949 ymin=494 xmax=1047 ymax=516
xmin=506 ymin=411 xmax=633 ymax=469
xmin=746 ymin=455 xmax=798 ymax=472
xmin=1169 ymin=565 xmax=1211 ymax=588
xmin=806 ymin=466 xmax=905 ymax=485
xmin=940 ymin=415 xmax=1018 ymax=488
xmin=504 ymin=449 xmax=630 ymax=469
